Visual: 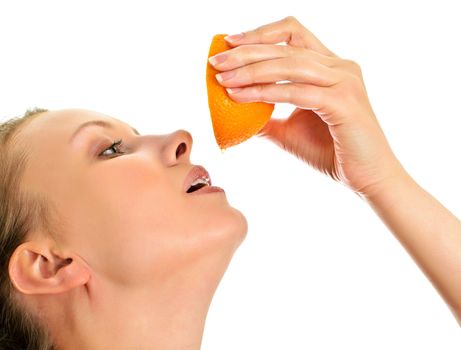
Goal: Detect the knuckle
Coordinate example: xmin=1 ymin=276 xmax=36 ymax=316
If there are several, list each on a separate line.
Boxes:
xmin=284 ymin=15 xmax=301 ymax=30
xmin=344 ymin=58 xmax=357 ymax=66
xmin=299 ymin=84 xmax=316 ymax=104
xmin=290 ymin=82 xmax=309 ymax=105
xmin=285 ymin=56 xmax=301 ymax=80
xmin=231 ymin=45 xmax=248 ymax=64
xmin=256 ymin=84 xmax=266 ymax=98
xmin=245 ymin=84 xmax=263 ymax=102
xmin=233 ymin=45 xmax=249 ymax=55
xmin=284 ymin=15 xmax=299 ymax=24
xmin=279 ymin=83 xmax=296 ymax=104
xmin=304 ymin=85 xmax=331 ymax=110
xmin=343 ymin=58 xmax=362 ymax=75
xmin=335 ymin=74 xmax=364 ymax=103
xmin=247 ymin=66 xmax=257 ymax=82
xmin=347 ymin=74 xmax=363 ymax=93
xmin=286 ymin=83 xmax=297 ymax=104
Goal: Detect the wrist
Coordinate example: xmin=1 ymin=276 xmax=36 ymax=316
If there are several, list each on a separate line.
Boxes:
xmin=357 ymin=159 xmax=413 ymax=203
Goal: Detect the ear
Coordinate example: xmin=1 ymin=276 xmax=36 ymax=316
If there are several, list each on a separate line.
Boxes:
xmin=8 ymin=239 xmax=90 ymax=295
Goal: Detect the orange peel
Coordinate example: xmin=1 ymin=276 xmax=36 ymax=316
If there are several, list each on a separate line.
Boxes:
xmin=206 ymin=34 xmax=275 ymax=150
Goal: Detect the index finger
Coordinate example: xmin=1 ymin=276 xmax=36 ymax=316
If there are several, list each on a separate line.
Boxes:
xmin=224 ymin=16 xmax=337 ymax=58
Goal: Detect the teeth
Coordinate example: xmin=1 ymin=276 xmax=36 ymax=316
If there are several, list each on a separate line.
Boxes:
xmin=190 ymin=177 xmax=210 ymax=187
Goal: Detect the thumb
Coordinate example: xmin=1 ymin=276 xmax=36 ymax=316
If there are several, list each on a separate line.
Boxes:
xmin=256 ymin=117 xmax=287 ymax=146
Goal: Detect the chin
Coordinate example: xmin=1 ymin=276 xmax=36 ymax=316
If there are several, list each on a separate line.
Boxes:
xmin=224 ymin=203 xmax=248 ymax=241
xmin=203 ymin=206 xmax=248 ymax=284
xmin=201 ymin=204 xmax=248 ymax=255
xmin=226 ymin=205 xmax=248 ymax=250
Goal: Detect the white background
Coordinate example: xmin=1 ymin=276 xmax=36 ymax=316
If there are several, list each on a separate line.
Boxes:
xmin=1 ymin=0 xmax=461 ymax=348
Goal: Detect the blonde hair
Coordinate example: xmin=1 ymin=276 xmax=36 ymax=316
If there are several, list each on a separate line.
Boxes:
xmin=0 ymin=108 xmax=56 ymax=349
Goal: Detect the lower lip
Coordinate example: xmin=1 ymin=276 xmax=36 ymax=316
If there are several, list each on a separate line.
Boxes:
xmin=188 ymin=185 xmax=225 ymax=195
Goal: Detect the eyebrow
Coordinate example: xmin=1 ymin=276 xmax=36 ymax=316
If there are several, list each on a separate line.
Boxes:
xmin=69 ymin=120 xmax=140 ymax=143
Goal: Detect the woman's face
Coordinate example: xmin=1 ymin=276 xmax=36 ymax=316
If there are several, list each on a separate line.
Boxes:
xmin=15 ymin=108 xmax=247 ymax=289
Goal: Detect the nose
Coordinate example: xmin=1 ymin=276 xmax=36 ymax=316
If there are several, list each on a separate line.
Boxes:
xmin=161 ymin=129 xmax=193 ymax=165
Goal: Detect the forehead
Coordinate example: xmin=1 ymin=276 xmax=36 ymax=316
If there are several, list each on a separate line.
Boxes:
xmin=16 ymin=108 xmax=127 ymax=144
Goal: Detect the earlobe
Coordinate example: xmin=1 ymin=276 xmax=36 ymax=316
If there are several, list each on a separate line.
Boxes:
xmin=8 ymin=240 xmax=90 ymax=295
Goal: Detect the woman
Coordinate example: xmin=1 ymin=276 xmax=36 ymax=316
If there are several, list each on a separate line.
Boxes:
xmin=1 ymin=15 xmax=461 ymax=349
xmin=1 ymin=105 xmax=248 ymax=349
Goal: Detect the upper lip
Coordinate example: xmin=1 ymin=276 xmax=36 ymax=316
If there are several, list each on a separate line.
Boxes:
xmin=183 ymin=165 xmax=212 ymax=192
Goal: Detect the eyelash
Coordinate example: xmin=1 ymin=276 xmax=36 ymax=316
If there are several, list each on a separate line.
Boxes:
xmin=99 ymin=139 xmax=125 ymax=157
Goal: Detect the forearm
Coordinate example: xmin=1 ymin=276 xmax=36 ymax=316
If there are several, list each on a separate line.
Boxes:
xmin=360 ymin=163 xmax=461 ymax=325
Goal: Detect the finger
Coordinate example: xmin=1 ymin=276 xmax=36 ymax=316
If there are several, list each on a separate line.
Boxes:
xmin=210 ymin=44 xmax=337 ymax=71
xmin=225 ymin=16 xmax=337 ymax=57
xmin=215 ymin=55 xmax=342 ymax=88
xmin=225 ymin=82 xmax=336 ymax=114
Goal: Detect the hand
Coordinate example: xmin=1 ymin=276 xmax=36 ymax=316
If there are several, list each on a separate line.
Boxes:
xmin=209 ymin=16 xmax=405 ymax=197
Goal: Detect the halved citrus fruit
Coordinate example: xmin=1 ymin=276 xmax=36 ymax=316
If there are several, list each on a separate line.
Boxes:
xmin=206 ymin=34 xmax=275 ymax=150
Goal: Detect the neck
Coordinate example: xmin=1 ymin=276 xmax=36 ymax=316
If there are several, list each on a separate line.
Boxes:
xmin=43 ymin=239 xmax=242 ymax=349
xmin=53 ymin=271 xmax=220 ymax=350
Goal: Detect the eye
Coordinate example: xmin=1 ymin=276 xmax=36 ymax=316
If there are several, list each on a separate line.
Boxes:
xmin=99 ymin=139 xmax=125 ymax=157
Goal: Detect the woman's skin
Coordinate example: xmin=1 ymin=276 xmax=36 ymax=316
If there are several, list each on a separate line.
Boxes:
xmin=6 ymin=14 xmax=461 ymax=350
xmin=209 ymin=16 xmax=461 ymax=326
xmin=8 ymin=108 xmax=248 ymax=349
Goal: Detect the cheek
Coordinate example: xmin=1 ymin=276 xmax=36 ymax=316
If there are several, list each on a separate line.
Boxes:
xmin=71 ymin=157 xmax=181 ymax=284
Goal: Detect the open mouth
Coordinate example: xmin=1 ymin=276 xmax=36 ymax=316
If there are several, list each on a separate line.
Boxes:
xmin=184 ymin=165 xmax=212 ymax=193
xmin=186 ymin=178 xmax=210 ymax=193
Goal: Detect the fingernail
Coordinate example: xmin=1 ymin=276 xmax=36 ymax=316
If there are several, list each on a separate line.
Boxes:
xmin=215 ymin=70 xmax=236 ymax=83
xmin=208 ymin=53 xmax=227 ymax=66
xmin=226 ymin=87 xmax=242 ymax=94
xmin=224 ymin=32 xmax=244 ymax=43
